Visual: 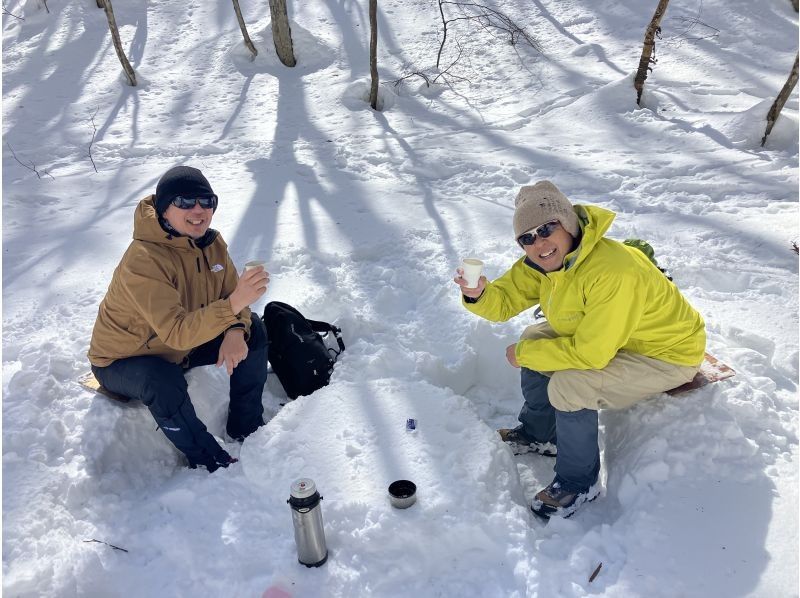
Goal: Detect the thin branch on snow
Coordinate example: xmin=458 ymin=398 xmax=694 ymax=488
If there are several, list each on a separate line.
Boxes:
xmin=391 ymin=40 xmax=472 ymax=91
xmin=83 ymin=538 xmax=129 ymax=552
xmin=589 ymin=562 xmax=603 ymax=583
xmin=436 ymin=0 xmax=540 ymax=69
xmin=6 ymin=142 xmax=54 ymax=180
xmin=2 ymin=3 xmax=24 ymax=20
xmin=87 ymin=107 xmax=99 ymax=173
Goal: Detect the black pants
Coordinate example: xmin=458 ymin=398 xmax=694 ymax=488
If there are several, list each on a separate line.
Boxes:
xmin=93 ymin=313 xmax=268 ymax=468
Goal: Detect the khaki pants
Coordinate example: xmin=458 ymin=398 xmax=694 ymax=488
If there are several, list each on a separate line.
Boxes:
xmin=520 ymin=323 xmax=698 ymax=413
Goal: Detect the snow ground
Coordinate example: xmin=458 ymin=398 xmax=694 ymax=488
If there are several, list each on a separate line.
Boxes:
xmin=2 ymin=0 xmax=798 ymax=596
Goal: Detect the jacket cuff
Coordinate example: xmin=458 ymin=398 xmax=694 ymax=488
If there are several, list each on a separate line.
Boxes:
xmin=463 ymin=290 xmax=485 ymax=304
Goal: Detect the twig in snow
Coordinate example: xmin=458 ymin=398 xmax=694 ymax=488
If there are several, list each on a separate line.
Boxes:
xmin=2 ymin=3 xmax=24 ymax=20
xmin=6 ymin=142 xmax=54 ymax=179
xmin=390 ymin=40 xmax=472 ymax=91
xmin=792 ymin=241 xmax=798 ymax=255
xmin=589 ymin=562 xmax=603 ymax=583
xmin=668 ymin=16 xmax=719 ymax=44
xmin=663 ymin=1 xmax=719 ymax=45
xmin=83 ymin=538 xmax=129 ymax=552
xmin=436 ymin=0 xmax=541 ymax=69
xmin=87 ymin=107 xmax=99 ymax=173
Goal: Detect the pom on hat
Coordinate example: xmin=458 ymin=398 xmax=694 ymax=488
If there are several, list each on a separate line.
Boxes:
xmin=155 ymin=166 xmax=217 ymax=215
xmin=512 ymin=181 xmax=579 ymax=239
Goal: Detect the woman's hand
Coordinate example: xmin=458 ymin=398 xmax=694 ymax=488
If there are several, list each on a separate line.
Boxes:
xmin=453 ymin=267 xmax=487 ymax=299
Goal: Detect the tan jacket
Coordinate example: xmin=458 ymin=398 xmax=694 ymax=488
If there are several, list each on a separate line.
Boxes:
xmin=88 ymin=196 xmax=251 ymax=367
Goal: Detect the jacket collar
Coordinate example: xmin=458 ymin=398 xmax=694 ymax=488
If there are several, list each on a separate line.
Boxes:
xmin=522 ymin=204 xmax=615 ymax=275
xmin=133 ymin=196 xmax=218 ymax=249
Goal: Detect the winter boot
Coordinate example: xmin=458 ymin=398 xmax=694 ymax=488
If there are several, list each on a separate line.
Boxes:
xmin=189 ymin=450 xmax=239 ymax=473
xmin=498 ymin=426 xmax=557 ymax=457
xmin=530 ymin=478 xmax=600 ymax=519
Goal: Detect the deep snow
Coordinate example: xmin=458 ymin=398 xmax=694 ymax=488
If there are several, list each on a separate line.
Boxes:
xmin=2 ymin=0 xmax=798 ymax=596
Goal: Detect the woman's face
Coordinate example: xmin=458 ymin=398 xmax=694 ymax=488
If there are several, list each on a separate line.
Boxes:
xmin=520 ymin=221 xmax=574 ymax=272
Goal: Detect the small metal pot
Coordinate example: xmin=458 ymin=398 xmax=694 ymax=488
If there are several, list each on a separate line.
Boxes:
xmin=388 ymin=480 xmax=417 ymax=509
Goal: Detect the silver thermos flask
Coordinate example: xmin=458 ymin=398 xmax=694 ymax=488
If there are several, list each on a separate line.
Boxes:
xmin=288 ymin=478 xmax=328 ymax=567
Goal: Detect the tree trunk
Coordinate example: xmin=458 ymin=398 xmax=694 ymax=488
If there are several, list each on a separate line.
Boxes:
xmin=232 ymin=0 xmax=258 ymax=59
xmin=792 ymin=0 xmax=798 ymax=12
xmin=634 ymin=0 xmax=670 ymax=106
xmin=269 ymin=0 xmax=296 ymax=67
xmin=96 ymin=0 xmax=103 ymax=8
xmin=369 ymin=0 xmax=379 ymax=110
xmin=102 ymin=0 xmax=137 ymax=86
xmin=762 ymin=52 xmax=799 ymax=146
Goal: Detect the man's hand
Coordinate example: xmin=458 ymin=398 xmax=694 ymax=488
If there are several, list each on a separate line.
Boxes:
xmin=505 ymin=343 xmax=520 ymax=368
xmin=230 ymin=265 xmax=269 ymax=315
xmin=453 ymin=267 xmax=487 ymax=299
xmin=217 ymin=328 xmax=248 ymax=375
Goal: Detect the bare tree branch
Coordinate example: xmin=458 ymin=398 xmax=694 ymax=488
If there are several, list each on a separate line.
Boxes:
xmin=83 ymin=538 xmax=128 ymax=552
xmin=232 ymin=0 xmax=258 ymax=59
xmin=589 ymin=562 xmax=603 ymax=583
xmin=6 ymin=142 xmax=54 ymax=180
xmin=87 ymin=108 xmax=99 ymax=173
xmin=391 ymin=40 xmax=472 ymax=90
xmin=2 ymin=3 xmax=24 ymax=20
xmin=436 ymin=0 xmax=540 ymax=69
xmin=668 ymin=16 xmax=719 ymax=43
xmin=101 ymin=0 xmax=137 ymax=86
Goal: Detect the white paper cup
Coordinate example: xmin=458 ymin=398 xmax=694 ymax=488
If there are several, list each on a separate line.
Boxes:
xmin=244 ymin=260 xmax=266 ymax=271
xmin=461 ymin=258 xmax=484 ymax=289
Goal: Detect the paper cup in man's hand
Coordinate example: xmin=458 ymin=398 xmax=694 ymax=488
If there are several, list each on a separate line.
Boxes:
xmin=461 ymin=258 xmax=484 ymax=289
xmin=245 ymin=260 xmax=266 ymax=271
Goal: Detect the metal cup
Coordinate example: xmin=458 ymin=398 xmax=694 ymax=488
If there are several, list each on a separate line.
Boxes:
xmin=388 ymin=480 xmax=417 ymax=509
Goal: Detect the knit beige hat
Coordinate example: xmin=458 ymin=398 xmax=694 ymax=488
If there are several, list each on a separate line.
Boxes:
xmin=513 ymin=180 xmax=580 ymax=239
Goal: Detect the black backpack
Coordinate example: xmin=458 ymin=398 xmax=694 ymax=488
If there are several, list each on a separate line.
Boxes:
xmin=262 ymin=301 xmax=345 ymax=400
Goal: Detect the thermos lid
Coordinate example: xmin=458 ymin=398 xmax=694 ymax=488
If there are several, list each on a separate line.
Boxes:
xmin=290 ymin=478 xmax=317 ymax=499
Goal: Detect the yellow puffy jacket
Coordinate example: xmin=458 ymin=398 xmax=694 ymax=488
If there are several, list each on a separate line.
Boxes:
xmin=463 ymin=205 xmax=706 ymax=371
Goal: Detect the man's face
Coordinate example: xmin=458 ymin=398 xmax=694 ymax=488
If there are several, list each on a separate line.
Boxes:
xmin=520 ymin=222 xmax=574 ymax=272
xmin=163 ymin=201 xmax=214 ymax=239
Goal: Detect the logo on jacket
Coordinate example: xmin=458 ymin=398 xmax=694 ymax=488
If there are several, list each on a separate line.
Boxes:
xmin=211 ymin=264 xmax=224 ymax=273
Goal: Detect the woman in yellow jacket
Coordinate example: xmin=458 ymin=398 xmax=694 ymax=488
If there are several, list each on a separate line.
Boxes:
xmin=455 ymin=181 xmax=706 ymax=518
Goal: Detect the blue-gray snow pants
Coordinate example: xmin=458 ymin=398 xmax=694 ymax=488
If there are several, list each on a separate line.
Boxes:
xmin=520 ymin=368 xmax=600 ymax=493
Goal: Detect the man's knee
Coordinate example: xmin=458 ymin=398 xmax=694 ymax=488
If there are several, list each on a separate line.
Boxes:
xmin=140 ymin=363 xmax=189 ymax=417
xmin=547 ymin=370 xmax=600 ymax=412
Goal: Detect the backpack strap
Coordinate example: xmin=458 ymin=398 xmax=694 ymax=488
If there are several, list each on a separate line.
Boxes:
xmin=306 ymin=319 xmax=346 ymax=358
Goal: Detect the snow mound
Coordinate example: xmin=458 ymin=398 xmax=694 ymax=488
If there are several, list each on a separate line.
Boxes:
xmin=718 ymin=98 xmax=799 ymax=152
xmin=229 ymin=21 xmax=335 ymax=75
xmin=241 ymin=378 xmax=533 ymax=596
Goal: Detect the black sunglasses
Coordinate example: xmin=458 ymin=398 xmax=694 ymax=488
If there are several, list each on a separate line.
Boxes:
xmin=171 ymin=195 xmax=218 ymax=210
xmin=518 ymin=220 xmax=560 ymax=246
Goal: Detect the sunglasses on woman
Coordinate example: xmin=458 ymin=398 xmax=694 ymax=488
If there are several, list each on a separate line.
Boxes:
xmin=517 ymin=220 xmax=560 ymax=246
xmin=170 ymin=195 xmax=218 ymax=210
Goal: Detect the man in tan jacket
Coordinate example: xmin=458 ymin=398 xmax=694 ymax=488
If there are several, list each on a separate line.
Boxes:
xmin=89 ymin=166 xmax=269 ymax=472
